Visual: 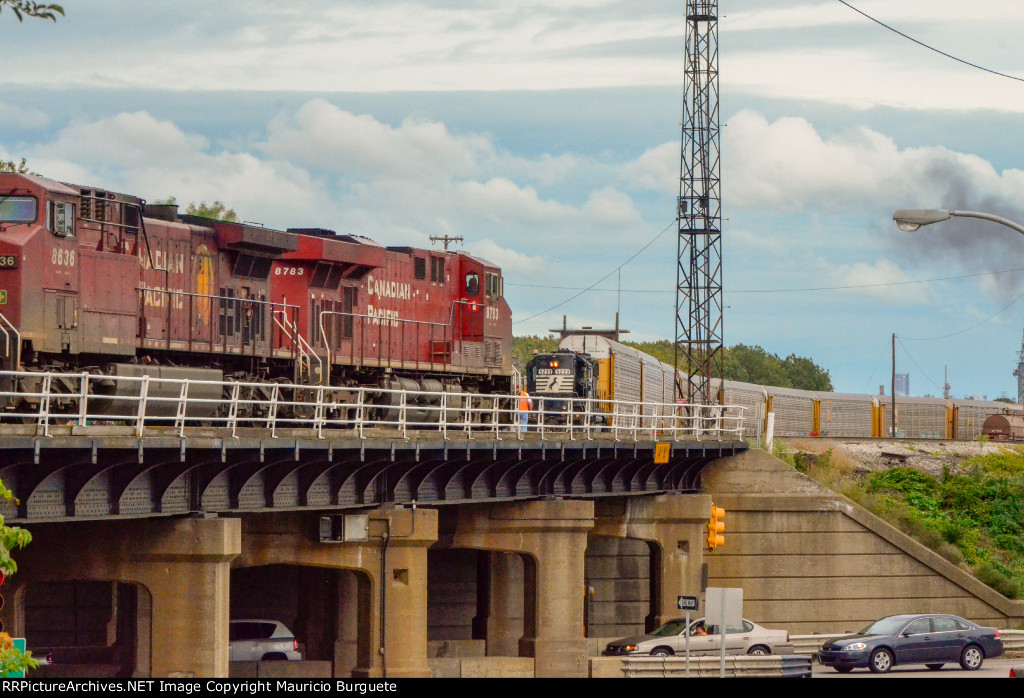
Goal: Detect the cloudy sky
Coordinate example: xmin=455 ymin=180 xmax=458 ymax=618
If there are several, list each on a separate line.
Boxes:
xmin=4 ymin=0 xmax=1024 ymax=400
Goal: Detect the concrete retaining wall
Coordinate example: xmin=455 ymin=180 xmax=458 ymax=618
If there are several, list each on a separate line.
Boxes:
xmin=702 ymin=449 xmax=1024 ymax=633
xmin=428 ymin=657 xmax=534 ymax=678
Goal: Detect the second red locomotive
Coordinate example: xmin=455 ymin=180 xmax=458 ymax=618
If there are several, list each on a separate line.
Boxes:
xmin=0 ymin=173 xmax=513 ymax=419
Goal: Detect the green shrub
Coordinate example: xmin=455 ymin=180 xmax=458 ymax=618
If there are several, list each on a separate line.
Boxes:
xmin=777 ymin=440 xmax=1024 ymax=599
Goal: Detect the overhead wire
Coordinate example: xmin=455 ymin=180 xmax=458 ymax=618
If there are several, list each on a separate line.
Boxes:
xmin=894 ymin=336 xmax=944 ymax=394
xmin=836 ymin=0 xmax=1024 ymax=83
xmin=509 ymin=266 xmax=1024 ymax=296
xmin=900 ymin=288 xmax=1024 ymax=342
xmin=512 ymin=219 xmax=675 ymax=325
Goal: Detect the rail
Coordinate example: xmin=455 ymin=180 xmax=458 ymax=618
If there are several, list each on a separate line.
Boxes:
xmin=0 ymin=370 xmax=746 ymax=441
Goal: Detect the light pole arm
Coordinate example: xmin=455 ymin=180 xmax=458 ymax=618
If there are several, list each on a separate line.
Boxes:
xmin=948 ymin=210 xmax=1024 ymax=236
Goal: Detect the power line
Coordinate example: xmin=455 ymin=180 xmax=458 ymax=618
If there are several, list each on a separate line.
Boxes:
xmin=901 ymin=288 xmax=1024 ymax=341
xmin=895 ymin=336 xmax=943 ymax=393
xmin=837 ymin=0 xmax=1024 ymax=83
xmin=509 ymin=266 xmax=1024 ymax=295
xmin=511 ymin=220 xmax=674 ymax=325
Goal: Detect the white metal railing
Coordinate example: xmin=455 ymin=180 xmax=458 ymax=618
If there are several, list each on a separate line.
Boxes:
xmin=0 ymin=370 xmax=746 ymax=441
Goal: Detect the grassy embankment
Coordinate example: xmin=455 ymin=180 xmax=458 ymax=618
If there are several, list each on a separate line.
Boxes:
xmin=773 ymin=438 xmax=1024 ymax=600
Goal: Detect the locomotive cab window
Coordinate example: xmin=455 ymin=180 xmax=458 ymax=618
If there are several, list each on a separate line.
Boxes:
xmin=414 ymin=257 xmax=426 ymax=280
xmin=465 ymin=271 xmax=479 ymax=296
xmin=485 ymin=272 xmax=503 ymax=300
xmin=46 ymin=201 xmax=75 ymax=237
xmin=0 ymin=195 xmax=37 ymax=224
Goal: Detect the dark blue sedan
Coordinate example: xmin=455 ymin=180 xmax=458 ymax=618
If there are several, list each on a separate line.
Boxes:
xmin=818 ymin=614 xmax=1002 ymax=673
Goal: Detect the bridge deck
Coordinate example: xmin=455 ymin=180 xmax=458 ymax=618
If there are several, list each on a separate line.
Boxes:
xmin=0 ymin=425 xmax=745 ymax=523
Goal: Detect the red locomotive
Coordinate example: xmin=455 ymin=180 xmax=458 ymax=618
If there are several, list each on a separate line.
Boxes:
xmin=0 ymin=173 xmax=513 ymax=419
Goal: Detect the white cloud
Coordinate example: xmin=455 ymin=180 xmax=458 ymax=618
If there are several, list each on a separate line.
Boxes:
xmin=726 ymin=0 xmax=1024 ymax=32
xmin=37 ymin=112 xmax=208 ymax=170
xmin=829 ymin=259 xmax=935 ymax=304
xmin=468 ymin=239 xmax=546 ymax=276
xmin=617 ymin=142 xmax=677 ymax=194
xmin=581 ymin=187 xmax=643 ymax=228
xmin=722 ymin=110 xmax=1024 ymax=215
xmin=25 ymin=111 xmax=323 ymax=225
xmin=0 ymin=102 xmax=50 ymax=130
xmin=453 ymin=177 xmax=576 ymax=227
xmin=262 ymin=99 xmax=491 ymax=181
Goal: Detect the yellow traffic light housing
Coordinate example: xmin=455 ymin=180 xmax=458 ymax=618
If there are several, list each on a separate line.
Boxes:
xmin=707 ymin=505 xmax=725 ymax=550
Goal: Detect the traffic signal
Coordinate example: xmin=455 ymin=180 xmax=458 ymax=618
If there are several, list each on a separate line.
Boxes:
xmin=707 ymin=505 xmax=725 ymax=550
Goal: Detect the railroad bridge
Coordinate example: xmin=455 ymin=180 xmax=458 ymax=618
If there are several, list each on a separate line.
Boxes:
xmin=0 ymin=371 xmax=746 ymax=679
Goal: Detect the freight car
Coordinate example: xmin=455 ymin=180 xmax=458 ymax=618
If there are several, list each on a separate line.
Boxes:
xmin=0 ymin=173 xmax=513 ymax=420
xmin=525 ymin=334 xmax=685 ymax=425
xmin=529 ymin=332 xmax=1023 ymax=440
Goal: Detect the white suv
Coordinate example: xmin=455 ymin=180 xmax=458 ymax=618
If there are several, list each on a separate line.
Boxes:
xmin=229 ymin=619 xmax=302 ymax=662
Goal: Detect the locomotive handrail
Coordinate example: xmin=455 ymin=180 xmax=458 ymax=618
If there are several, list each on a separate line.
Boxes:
xmin=0 ymin=309 xmax=19 ymax=371
xmin=271 ymin=309 xmax=323 ymax=384
xmin=0 ymin=369 xmax=746 ymax=443
xmin=319 ymin=311 xmax=454 ymax=384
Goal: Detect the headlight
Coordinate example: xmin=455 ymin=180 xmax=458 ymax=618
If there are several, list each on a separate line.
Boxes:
xmin=842 ymin=642 xmax=868 ymax=651
xmin=623 ymin=645 xmax=639 ymax=653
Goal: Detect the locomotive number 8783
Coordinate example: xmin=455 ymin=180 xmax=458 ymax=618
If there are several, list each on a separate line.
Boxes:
xmin=0 ymin=173 xmax=514 ymax=422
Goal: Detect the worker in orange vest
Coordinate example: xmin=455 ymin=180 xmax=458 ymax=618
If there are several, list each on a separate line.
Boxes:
xmin=518 ymin=389 xmax=533 ymax=432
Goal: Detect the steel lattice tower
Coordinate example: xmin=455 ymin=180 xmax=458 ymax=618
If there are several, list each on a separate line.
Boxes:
xmin=674 ymin=1 xmax=723 ymax=405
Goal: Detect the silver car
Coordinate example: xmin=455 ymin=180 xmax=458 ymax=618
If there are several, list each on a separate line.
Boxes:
xmin=229 ymin=619 xmax=302 ymax=662
xmin=603 ymin=617 xmax=792 ymax=657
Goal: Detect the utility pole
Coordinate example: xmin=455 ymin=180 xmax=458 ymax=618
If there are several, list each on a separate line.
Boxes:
xmin=891 ymin=333 xmax=896 ymax=438
xmin=1014 ymin=325 xmax=1024 ymax=403
xmin=429 ymin=235 xmax=463 ymax=251
xmin=674 ymin=0 xmax=723 ymax=406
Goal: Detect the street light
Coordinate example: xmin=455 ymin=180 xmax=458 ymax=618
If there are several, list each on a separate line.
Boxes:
xmin=893 ymin=209 xmax=1024 ymax=235
xmin=892 ymin=207 xmax=1024 ymax=422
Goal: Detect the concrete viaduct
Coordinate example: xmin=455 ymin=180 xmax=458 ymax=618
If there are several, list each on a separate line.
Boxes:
xmin=2 ymin=429 xmax=1022 ymax=679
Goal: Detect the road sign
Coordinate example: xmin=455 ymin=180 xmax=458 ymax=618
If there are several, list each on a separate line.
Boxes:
xmin=705 ymin=587 xmax=742 ymax=627
xmin=677 ymin=595 xmax=698 ymax=611
xmin=705 ymin=587 xmax=743 ymax=678
xmin=654 ymin=443 xmax=670 ymax=464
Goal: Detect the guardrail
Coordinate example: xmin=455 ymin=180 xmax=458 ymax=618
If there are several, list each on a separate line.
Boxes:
xmin=0 ymin=370 xmax=746 ymax=441
xmin=619 ymin=654 xmax=813 ymax=678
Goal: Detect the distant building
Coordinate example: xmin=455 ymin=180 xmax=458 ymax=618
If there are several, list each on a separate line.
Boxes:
xmin=966 ymin=394 xmax=988 ymax=402
xmin=894 ymin=373 xmax=909 ymax=397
